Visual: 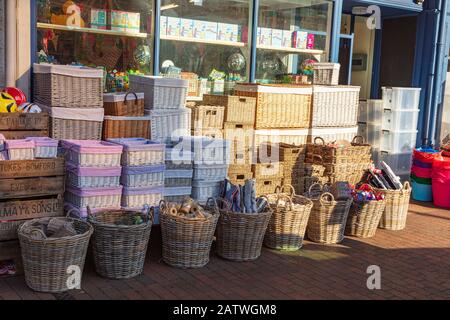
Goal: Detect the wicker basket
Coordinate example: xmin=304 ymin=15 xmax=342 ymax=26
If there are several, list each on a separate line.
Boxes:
xmin=345 ymin=200 xmax=386 ymax=238
xmin=160 ymin=199 xmax=219 ymax=268
xmin=202 ymin=94 xmax=256 ymax=124
xmin=375 ymin=182 xmax=412 ymax=231
xmin=216 ymin=199 xmax=272 ymax=262
xmin=234 ymin=84 xmax=312 ymax=129
xmin=228 ymin=165 xmax=253 ymax=186
xmin=88 ymin=208 xmax=153 ymax=279
xmin=61 ymin=140 xmax=123 ymax=168
xmin=18 ymin=217 xmax=93 ymax=293
xmin=191 ymin=105 xmax=225 ymax=130
xmin=191 ymin=180 xmax=222 ymax=204
xmin=109 ymin=138 xmax=165 ymax=167
xmin=308 ymin=136 xmax=372 ymax=164
xmin=121 ymin=165 xmax=165 ymax=188
xmin=121 ymin=186 xmax=164 ymax=208
xmin=65 ymin=186 xmax=123 ymax=209
xmin=311 ymin=85 xmax=360 ymax=128
xmin=148 ymin=108 xmax=191 ymax=143
xmin=193 ymin=164 xmax=228 ymax=181
xmin=165 ymin=169 xmax=193 ymax=187
xmin=103 ymin=92 xmax=145 ymax=116
xmin=33 ymin=64 xmax=103 ymax=108
xmin=306 ymin=192 xmax=353 ymax=244
xmin=103 ymin=116 xmax=151 ymax=140
xmin=313 ymin=63 xmax=341 ymax=86
xmin=264 ymin=193 xmax=313 ymax=251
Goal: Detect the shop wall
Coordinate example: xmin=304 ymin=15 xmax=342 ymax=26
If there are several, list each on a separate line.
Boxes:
xmin=441 ymin=72 xmax=450 ymax=143
xmin=0 ymin=0 xmax=5 ymax=88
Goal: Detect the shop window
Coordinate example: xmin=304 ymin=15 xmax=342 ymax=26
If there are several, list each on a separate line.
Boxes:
xmin=36 ymin=0 xmax=154 ymax=92
xmin=256 ymin=0 xmax=332 ymax=84
xmin=159 ymin=0 xmax=251 ymax=97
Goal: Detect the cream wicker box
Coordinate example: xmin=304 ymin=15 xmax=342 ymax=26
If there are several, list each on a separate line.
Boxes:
xmin=193 ymin=164 xmax=228 ymax=182
xmin=191 ymin=180 xmax=222 ymax=204
xmin=121 ymin=185 xmax=164 ymax=208
xmin=147 ymin=108 xmax=191 ymax=144
xmin=65 ymin=186 xmax=123 ymax=209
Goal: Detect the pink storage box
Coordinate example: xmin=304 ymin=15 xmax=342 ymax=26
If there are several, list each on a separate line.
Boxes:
xmin=6 ymin=139 xmax=35 ymax=160
xmin=121 ymin=185 xmax=164 ymax=208
xmin=26 ymin=137 xmax=58 ymax=158
xmin=61 ymin=140 xmax=123 ymax=167
xmin=65 ymin=186 xmax=123 ymax=209
xmin=66 ymin=164 xmax=122 ymax=188
xmin=108 ymin=138 xmax=165 ymax=166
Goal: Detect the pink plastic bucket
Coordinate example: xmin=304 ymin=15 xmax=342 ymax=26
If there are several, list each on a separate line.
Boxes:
xmin=432 ymin=156 xmax=450 ymax=209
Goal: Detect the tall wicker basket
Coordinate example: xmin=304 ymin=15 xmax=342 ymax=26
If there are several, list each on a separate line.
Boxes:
xmin=375 ymin=182 xmax=412 ymax=231
xmin=345 ymin=200 xmax=386 ymax=238
xmin=88 ymin=208 xmax=153 ymax=279
xmin=18 ymin=218 xmax=93 ymax=293
xmin=216 ymin=199 xmax=272 ymax=262
xmin=160 ymin=199 xmax=219 ymax=269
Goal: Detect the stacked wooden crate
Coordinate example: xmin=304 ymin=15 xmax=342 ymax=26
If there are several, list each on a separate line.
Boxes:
xmin=0 ymin=113 xmax=49 ymax=139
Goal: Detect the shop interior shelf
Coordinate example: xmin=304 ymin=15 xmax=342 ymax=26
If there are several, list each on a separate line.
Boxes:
xmin=161 ymin=35 xmax=247 ymax=47
xmin=257 ymin=45 xmax=324 ymax=55
xmin=37 ymin=22 xmax=149 ymax=38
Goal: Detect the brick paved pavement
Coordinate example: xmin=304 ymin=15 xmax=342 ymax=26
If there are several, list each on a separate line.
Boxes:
xmin=1 ymin=202 xmax=449 ymax=300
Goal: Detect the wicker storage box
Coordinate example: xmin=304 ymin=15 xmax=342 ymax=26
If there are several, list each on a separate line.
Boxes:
xmin=165 ymin=147 xmax=194 ymax=170
xmin=308 ymin=126 xmax=359 ymax=144
xmin=103 ymin=92 xmax=145 ymax=116
xmin=18 ymin=217 xmax=93 ymax=293
xmin=345 ymin=199 xmax=386 ymax=238
xmin=165 ymin=169 xmax=193 ymax=187
xmin=129 ymin=75 xmax=188 ymax=110
xmin=253 ymin=163 xmax=284 ymax=180
xmin=193 ymin=164 xmax=228 ymax=181
xmin=191 ymin=105 xmax=225 ymax=129
xmin=228 ymin=164 xmax=253 ymax=185
xmin=61 ymin=140 xmax=123 ymax=168
xmin=148 ymin=108 xmax=191 ymax=143
xmin=180 ymin=136 xmax=230 ymax=165
xmin=33 ymin=63 xmax=103 ymax=108
xmin=234 ymin=84 xmax=312 ymax=129
xmin=307 ymin=136 xmax=371 ymax=164
xmin=202 ymin=94 xmax=257 ymax=124
xmin=191 ymin=128 xmax=224 ymax=139
xmin=121 ymin=165 xmax=165 ymax=188
xmin=103 ymin=115 xmax=151 ymax=140
xmin=121 ymin=186 xmax=164 ymax=208
xmin=109 ymin=138 xmax=165 ymax=166
xmin=164 ymin=187 xmax=193 ymax=201
xmin=224 ymin=122 xmax=255 ymax=147
xmin=313 ymin=63 xmax=341 ymax=86
xmin=65 ymin=186 xmax=123 ymax=209
xmin=66 ymin=165 xmax=122 ymax=189
xmin=191 ymin=180 xmax=222 ymax=204
xmin=375 ymin=182 xmax=411 ymax=231
xmin=311 ymin=86 xmax=360 ymax=128
xmin=216 ymin=203 xmax=272 ymax=262
xmin=26 ymin=137 xmax=58 ymax=159
xmin=255 ymin=129 xmax=309 ymax=147
xmin=160 ymin=200 xmax=219 ymax=268
xmin=88 ymin=208 xmax=152 ymax=279
xmin=6 ymin=140 xmax=35 ymax=160
xmin=256 ymin=178 xmax=282 ymax=196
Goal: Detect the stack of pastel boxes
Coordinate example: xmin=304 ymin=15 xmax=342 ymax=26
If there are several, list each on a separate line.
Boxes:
xmin=62 ymin=140 xmax=123 ymax=219
xmin=178 ymin=136 xmax=230 ymax=204
xmin=108 ymin=138 xmax=165 ymax=213
xmin=164 ymin=145 xmax=194 ymax=203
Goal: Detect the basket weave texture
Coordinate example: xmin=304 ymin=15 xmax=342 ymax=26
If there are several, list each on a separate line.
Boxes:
xmin=375 ymin=182 xmax=411 ymax=231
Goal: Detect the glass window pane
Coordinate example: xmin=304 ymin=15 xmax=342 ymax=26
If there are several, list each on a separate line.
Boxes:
xmin=256 ymin=0 xmax=332 ymax=83
xmin=36 ymin=0 xmax=154 ymax=92
xmin=160 ymin=0 xmax=250 ymax=97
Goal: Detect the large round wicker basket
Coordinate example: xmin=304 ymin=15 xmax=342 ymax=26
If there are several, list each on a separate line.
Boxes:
xmin=375 ymin=182 xmax=412 ymax=231
xmin=345 ymin=199 xmax=386 ymax=238
xmin=18 ymin=217 xmax=93 ymax=293
xmin=88 ymin=208 xmax=153 ymax=279
xmin=160 ymin=199 xmax=219 ymax=269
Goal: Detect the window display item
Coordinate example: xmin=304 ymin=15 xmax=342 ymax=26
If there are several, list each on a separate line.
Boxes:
xmin=167 ymin=17 xmax=181 ymax=37
xmin=134 ymin=45 xmax=151 ymax=68
xmin=33 ymin=64 xmax=103 ymax=108
xmin=51 ymin=1 xmax=85 ymax=28
xmin=160 ymin=16 xmax=168 ymax=36
xmin=258 ymin=28 xmax=272 ymax=46
xmin=193 ymin=20 xmax=207 ymax=39
xmin=282 ymin=30 xmax=292 ymax=48
xmin=5 ymin=140 xmax=35 ymax=160
xmin=307 ymin=34 xmax=315 ymax=49
xmin=0 ymin=92 xmax=18 ymax=113
xmin=26 ymin=137 xmax=58 ymax=158
xmin=204 ymin=21 xmax=218 ymax=40
xmin=293 ymin=31 xmax=308 ymax=49
xmin=271 ymin=29 xmax=283 ymax=47
xmin=227 ymin=53 xmax=246 ymax=72
xmin=66 ymin=165 xmax=122 ymax=188
xmin=313 ymin=63 xmax=340 ymax=86
xmin=217 ymin=23 xmax=239 ymax=42
xmin=90 ymin=9 xmax=107 ymax=30
xmin=111 ymin=10 xmax=141 ymax=33
xmin=180 ymin=19 xmax=194 ymax=38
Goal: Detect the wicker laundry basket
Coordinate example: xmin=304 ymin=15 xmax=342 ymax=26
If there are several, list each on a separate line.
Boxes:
xmin=216 ymin=199 xmax=272 ymax=262
xmin=160 ymin=199 xmax=219 ymax=268
xmin=18 ymin=217 xmax=93 ymax=293
xmin=345 ymin=199 xmax=386 ymax=238
xmin=103 ymin=92 xmax=145 ymax=116
xmin=103 ymin=115 xmax=151 ymax=140
xmin=88 ymin=208 xmax=153 ymax=279
xmin=375 ymin=182 xmax=412 ymax=231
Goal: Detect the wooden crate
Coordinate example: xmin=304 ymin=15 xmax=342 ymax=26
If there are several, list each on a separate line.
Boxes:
xmin=0 ymin=176 xmax=65 ymax=199
xmin=1 ymin=130 xmax=49 ymax=140
xmin=0 ymin=112 xmax=50 ymax=140
xmin=0 ymin=158 xmax=65 ymax=179
xmin=0 ymin=240 xmax=23 ymax=277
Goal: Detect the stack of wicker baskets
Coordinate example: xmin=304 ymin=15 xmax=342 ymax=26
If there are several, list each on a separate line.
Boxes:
xmin=33 ymin=63 xmax=104 ymax=140
xmin=164 ymin=146 xmax=194 ymax=205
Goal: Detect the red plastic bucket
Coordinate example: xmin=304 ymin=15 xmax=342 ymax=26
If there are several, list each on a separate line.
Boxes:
xmin=411 ymin=165 xmax=432 ymax=179
xmin=432 ymin=156 xmax=450 ymax=209
xmin=413 ymin=148 xmax=439 ymax=164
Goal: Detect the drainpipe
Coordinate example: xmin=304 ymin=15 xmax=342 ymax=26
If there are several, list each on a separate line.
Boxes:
xmin=5 ymin=0 xmax=17 ymax=87
xmin=429 ymin=0 xmax=448 ymax=146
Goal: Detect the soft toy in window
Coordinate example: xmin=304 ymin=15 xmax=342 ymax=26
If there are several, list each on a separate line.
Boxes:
xmin=0 ymin=92 xmax=18 ymax=113
xmin=51 ymin=1 xmax=85 ymax=28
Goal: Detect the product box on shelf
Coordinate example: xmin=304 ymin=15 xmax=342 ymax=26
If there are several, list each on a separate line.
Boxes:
xmin=293 ymin=31 xmax=308 ymax=49
xmin=217 ymin=23 xmax=239 ymax=42
xmin=258 ymin=27 xmax=272 ymax=46
xmin=193 ymin=20 xmax=206 ymax=39
xmin=90 ymin=8 xmax=107 ymax=30
xmin=111 ymin=10 xmax=140 ymax=33
xmin=180 ymin=18 xmax=194 ymax=38
xmin=204 ymin=21 xmax=218 ymax=40
xmin=271 ymin=29 xmax=283 ymax=47
xmin=307 ymin=34 xmax=315 ymax=49
xmin=282 ymin=30 xmax=292 ymax=48
xmin=160 ymin=15 xmax=168 ymax=36
xmin=167 ymin=17 xmax=181 ymax=37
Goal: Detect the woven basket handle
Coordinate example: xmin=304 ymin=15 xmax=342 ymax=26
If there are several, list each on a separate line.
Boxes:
xmin=66 ymin=205 xmax=82 ymax=219
xmin=403 ymin=181 xmax=411 ymax=191
xmin=308 ymin=183 xmax=323 ymax=195
xmin=352 ymin=135 xmax=366 ymax=145
xmin=312 ymin=154 xmax=324 ymax=165
xmin=124 ymin=92 xmax=139 ymax=105
xmin=314 ymin=137 xmax=326 ymax=146
xmin=205 ymin=197 xmax=220 ymax=214
xmin=320 ymin=192 xmax=335 ymax=205
xmin=159 ymin=200 xmax=168 ymax=212
xmin=275 ymin=185 xmax=296 ymax=197
xmin=215 ymin=198 xmax=232 ymax=211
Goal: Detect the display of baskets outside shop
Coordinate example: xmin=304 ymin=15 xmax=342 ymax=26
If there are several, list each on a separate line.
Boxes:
xmin=375 ymin=182 xmax=412 ymax=231
xmin=103 ymin=92 xmax=145 ymax=116
xmin=311 ymin=85 xmax=360 ymax=128
xmin=307 ymin=136 xmax=372 ymax=163
xmin=33 ymin=63 xmax=103 ymax=108
xmin=234 ymin=84 xmax=312 ymax=129
xmin=88 ymin=208 xmax=153 ymax=279
xmin=66 ymin=165 xmax=122 ymax=189
xmin=313 ymin=63 xmax=341 ymax=86
xmin=103 ymin=115 xmax=151 ymax=140
xmin=160 ymin=199 xmax=219 ymax=268
xmin=216 ymin=199 xmax=273 ymax=262
xmin=61 ymin=140 xmax=123 ymax=168
xmin=305 ymin=186 xmax=353 ymax=244
xmin=345 ymin=198 xmax=386 ymax=238
xmin=18 ymin=217 xmax=93 ymax=293
xmin=264 ymin=186 xmax=313 ymax=251
xmin=109 ymin=138 xmax=165 ymax=167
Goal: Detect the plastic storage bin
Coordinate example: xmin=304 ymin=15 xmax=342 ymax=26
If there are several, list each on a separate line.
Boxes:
xmin=358 ymin=100 xmax=383 ymax=123
xmin=382 ymin=109 xmax=420 ymax=131
xmin=121 ymin=165 xmax=165 ymax=188
xmin=129 ymin=75 xmax=188 ymax=110
xmin=26 ymin=137 xmax=58 ymax=158
xmin=61 ymin=140 xmax=123 ymax=167
xmin=357 ymin=123 xmax=381 ymax=147
xmin=382 ymin=87 xmax=421 ymax=110
xmin=191 ymin=180 xmax=222 ymax=204
xmin=66 ymin=165 xmax=122 ymax=188
xmin=148 ymin=108 xmax=191 ymax=143
xmin=6 ymin=140 xmax=35 ymax=160
xmin=65 ymin=186 xmax=123 ymax=209
xmin=109 ymin=138 xmax=165 ymax=166
xmin=121 ymin=185 xmax=164 ymax=208
xmin=411 ymin=180 xmax=433 ymax=202
xmin=380 ymin=151 xmax=413 ymax=175
xmin=381 ymin=130 xmax=418 ymax=153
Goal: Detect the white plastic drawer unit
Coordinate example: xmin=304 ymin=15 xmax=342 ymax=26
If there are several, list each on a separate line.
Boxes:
xmin=382 ymin=108 xmax=420 ymax=131
xmin=357 ymin=122 xmax=382 ymax=147
xmin=358 ymin=99 xmax=383 ymax=123
xmin=382 ymin=87 xmax=421 ymax=110
xmin=380 ymin=151 xmax=413 ymax=175
xmin=381 ymin=130 xmax=418 ymax=154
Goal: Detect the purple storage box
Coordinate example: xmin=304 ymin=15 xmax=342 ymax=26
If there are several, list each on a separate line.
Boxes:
xmin=67 ymin=164 xmax=122 ymax=177
xmin=122 ymin=164 xmax=166 ymax=175
xmin=61 ymin=140 xmax=123 ymax=167
xmin=108 ymin=138 xmax=165 ymax=151
xmin=67 ymin=186 xmax=123 ymax=197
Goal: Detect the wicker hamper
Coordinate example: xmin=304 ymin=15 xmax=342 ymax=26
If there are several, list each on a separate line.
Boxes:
xmin=313 ymin=63 xmax=341 ymax=86
xmin=375 ymin=182 xmax=412 ymax=231
xmin=202 ymin=94 xmax=256 ymax=124
xmin=160 ymin=199 xmax=219 ymax=268
xmin=345 ymin=199 xmax=386 ymax=238
xmin=88 ymin=208 xmax=152 ymax=279
xmin=190 ymin=105 xmax=225 ymax=130
xmin=103 ymin=115 xmax=151 ymax=140
xmin=103 ymin=92 xmax=145 ymax=116
xmin=18 ymin=217 xmax=93 ymax=293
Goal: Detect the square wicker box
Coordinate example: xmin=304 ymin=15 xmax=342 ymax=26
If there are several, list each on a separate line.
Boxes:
xmin=252 ymin=162 xmax=284 ymax=180
xmin=228 ymin=164 xmax=253 ymax=186
xmin=256 ymin=178 xmax=282 ymax=196
xmin=103 ymin=116 xmax=151 ymax=140
xmin=202 ymin=94 xmax=256 ymax=125
xmin=190 ymin=105 xmax=225 ymax=130
xmin=103 ymin=92 xmax=145 ymax=116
